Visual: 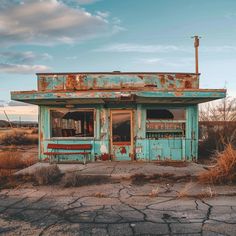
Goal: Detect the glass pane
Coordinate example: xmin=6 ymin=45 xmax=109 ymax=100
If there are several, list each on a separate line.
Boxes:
xmin=112 ymin=112 xmax=131 ymax=142
xmin=51 ymin=110 xmax=94 ymax=137
xmin=147 ymin=108 xmax=185 ymax=120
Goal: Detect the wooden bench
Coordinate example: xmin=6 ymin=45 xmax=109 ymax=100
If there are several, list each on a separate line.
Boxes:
xmin=44 ymin=143 xmax=92 ymax=164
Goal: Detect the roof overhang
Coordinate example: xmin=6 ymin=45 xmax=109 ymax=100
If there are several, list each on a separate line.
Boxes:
xmin=11 ymin=89 xmax=226 ymax=105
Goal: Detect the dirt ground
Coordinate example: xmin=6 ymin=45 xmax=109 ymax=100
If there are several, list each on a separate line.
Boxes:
xmin=0 ymin=161 xmax=235 ymax=235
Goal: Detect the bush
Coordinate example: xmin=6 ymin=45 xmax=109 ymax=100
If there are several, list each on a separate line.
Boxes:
xmin=0 ymin=152 xmax=25 ymax=169
xmin=198 ymin=144 xmax=236 ymax=184
xmin=0 ymin=131 xmax=38 ymax=145
xmin=34 ymin=165 xmax=61 ymax=185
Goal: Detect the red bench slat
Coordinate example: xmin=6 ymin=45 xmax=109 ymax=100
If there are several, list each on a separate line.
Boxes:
xmin=44 ymin=152 xmax=91 ymax=155
xmin=47 ymin=144 xmax=92 ymax=150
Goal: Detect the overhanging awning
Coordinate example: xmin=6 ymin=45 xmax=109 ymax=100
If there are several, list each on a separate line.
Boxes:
xmin=11 ymin=89 xmax=226 ymax=105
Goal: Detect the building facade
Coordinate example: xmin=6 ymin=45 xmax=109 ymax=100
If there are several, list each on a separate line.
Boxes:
xmin=11 ymin=72 xmax=226 ymax=161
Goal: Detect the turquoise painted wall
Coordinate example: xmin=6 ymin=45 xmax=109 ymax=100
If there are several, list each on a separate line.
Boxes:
xmin=39 ymin=104 xmax=198 ymax=161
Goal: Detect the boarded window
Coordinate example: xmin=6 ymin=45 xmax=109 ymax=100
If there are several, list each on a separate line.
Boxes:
xmin=147 ymin=109 xmax=185 ymax=120
xmin=51 ymin=110 xmax=94 ymax=137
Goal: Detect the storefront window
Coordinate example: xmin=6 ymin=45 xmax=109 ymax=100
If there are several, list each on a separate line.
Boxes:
xmin=51 ymin=110 xmax=94 ymax=137
xmin=147 ymin=108 xmax=185 ymax=120
xmin=146 ymin=108 xmax=186 ymax=139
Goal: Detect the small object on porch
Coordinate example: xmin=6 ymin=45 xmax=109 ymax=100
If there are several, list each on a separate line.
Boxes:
xmin=44 ymin=143 xmax=92 ymax=164
xmin=101 ymin=153 xmax=110 ymax=161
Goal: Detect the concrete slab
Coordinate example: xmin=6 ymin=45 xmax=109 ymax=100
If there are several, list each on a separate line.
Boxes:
xmin=15 ymin=161 xmax=206 ymax=178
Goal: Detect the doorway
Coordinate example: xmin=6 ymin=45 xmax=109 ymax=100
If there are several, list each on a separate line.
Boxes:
xmin=110 ymin=110 xmax=133 ymax=160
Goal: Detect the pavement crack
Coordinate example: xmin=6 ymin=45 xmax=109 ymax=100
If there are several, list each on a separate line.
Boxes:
xmin=200 ymin=199 xmax=213 ymax=235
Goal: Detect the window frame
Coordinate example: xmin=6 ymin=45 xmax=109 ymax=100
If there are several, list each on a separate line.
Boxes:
xmin=146 ymin=108 xmax=186 ymax=121
xmin=49 ymin=108 xmax=96 ymax=140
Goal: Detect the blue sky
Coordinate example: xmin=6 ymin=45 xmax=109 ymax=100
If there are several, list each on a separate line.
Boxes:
xmin=1 ymin=0 xmax=236 ymax=105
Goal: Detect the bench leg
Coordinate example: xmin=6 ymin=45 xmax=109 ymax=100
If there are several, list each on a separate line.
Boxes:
xmin=83 ymin=154 xmax=86 ymax=165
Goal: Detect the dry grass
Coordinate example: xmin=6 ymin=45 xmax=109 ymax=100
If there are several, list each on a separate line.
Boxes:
xmin=0 ymin=152 xmax=26 ymax=170
xmin=34 ymin=165 xmax=62 ymax=185
xmin=0 ymin=130 xmax=38 ymax=145
xmin=148 ymin=187 xmax=159 ymax=197
xmin=62 ymin=172 xmax=111 ymax=187
xmin=197 ymin=186 xmax=216 ymax=198
xmin=130 ymin=173 xmax=192 ymax=185
xmin=0 ymin=151 xmax=37 ymax=173
xmin=177 ymin=182 xmax=194 ymax=198
xmin=93 ymin=192 xmax=107 ymax=198
xmin=198 ymin=144 xmax=236 ymax=184
xmin=177 ymin=182 xmax=216 ymax=198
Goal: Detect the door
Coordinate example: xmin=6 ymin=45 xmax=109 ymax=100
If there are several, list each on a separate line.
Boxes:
xmin=110 ymin=110 xmax=133 ymax=160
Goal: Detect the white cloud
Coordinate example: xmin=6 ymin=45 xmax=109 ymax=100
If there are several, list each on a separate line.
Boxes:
xmin=0 ymin=0 xmax=121 ymax=45
xmin=60 ymin=0 xmax=100 ymax=5
xmin=0 ymin=51 xmax=52 ymax=64
xmin=136 ymin=57 xmax=194 ymax=68
xmin=95 ymin=43 xmax=190 ymax=53
xmin=0 ymin=50 xmax=52 ymax=74
xmin=96 ymin=11 xmax=110 ymax=18
xmin=0 ymin=64 xmax=51 ymax=74
xmin=202 ymin=46 xmax=236 ymax=53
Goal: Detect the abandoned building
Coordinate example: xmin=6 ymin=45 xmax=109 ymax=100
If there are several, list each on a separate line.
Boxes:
xmin=11 ymin=72 xmax=226 ymax=162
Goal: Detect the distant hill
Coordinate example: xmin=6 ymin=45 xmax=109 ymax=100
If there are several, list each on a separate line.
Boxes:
xmin=0 ymin=120 xmax=38 ymax=127
xmin=0 ymin=120 xmax=9 ymax=127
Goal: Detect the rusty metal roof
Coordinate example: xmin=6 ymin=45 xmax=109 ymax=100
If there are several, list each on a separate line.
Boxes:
xmin=36 ymin=72 xmax=200 ymax=76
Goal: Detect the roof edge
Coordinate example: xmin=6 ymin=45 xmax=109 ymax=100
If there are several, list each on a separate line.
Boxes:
xmin=36 ymin=72 xmax=201 ymax=76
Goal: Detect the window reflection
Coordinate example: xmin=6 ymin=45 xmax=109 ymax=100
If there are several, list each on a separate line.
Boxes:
xmin=51 ymin=110 xmax=94 ymax=137
xmin=112 ymin=112 xmax=131 ymax=142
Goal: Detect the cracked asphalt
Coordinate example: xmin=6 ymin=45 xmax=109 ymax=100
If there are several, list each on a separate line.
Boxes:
xmin=0 ymin=179 xmax=236 ymax=236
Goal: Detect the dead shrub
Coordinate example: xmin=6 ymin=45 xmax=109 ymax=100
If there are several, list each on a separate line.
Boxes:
xmin=34 ymin=164 xmax=61 ymax=185
xmin=197 ymin=186 xmax=216 ymax=198
xmin=0 ymin=131 xmax=38 ymax=145
xmin=177 ymin=182 xmax=194 ymax=198
xmin=30 ymin=128 xmax=38 ymax=134
xmin=0 ymin=152 xmax=25 ymax=169
xmin=148 ymin=187 xmax=159 ymax=197
xmin=93 ymin=192 xmax=107 ymax=198
xmin=62 ymin=172 xmax=111 ymax=187
xmin=198 ymin=144 xmax=236 ymax=184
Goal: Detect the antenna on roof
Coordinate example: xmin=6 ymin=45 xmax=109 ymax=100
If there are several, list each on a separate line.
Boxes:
xmin=191 ymin=35 xmax=201 ymax=75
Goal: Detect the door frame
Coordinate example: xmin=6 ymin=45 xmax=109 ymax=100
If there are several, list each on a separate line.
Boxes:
xmin=110 ymin=109 xmax=134 ymax=160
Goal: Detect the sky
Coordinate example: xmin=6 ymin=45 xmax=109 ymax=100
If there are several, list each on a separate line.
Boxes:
xmin=0 ymin=0 xmax=236 ymax=121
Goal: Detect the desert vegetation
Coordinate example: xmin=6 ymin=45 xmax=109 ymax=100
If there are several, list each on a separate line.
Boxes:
xmin=0 ymin=129 xmax=38 ymax=146
xmin=198 ymin=144 xmax=236 ymax=184
xmin=199 ymin=97 xmax=236 ymax=158
xmin=34 ymin=164 xmax=62 ymax=185
xmin=62 ymin=172 xmax=111 ymax=187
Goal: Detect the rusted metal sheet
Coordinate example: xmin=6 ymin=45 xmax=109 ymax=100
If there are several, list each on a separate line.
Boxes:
xmin=37 ymin=73 xmax=199 ymax=92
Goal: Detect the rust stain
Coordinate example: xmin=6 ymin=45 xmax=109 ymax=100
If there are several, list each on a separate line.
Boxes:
xmin=66 ymin=74 xmax=77 ymax=90
xmin=160 ymin=77 xmax=165 ymax=85
xmin=39 ymin=77 xmax=49 ymax=91
xmin=39 ymin=131 xmax=44 ymax=156
xmin=174 ymin=91 xmax=184 ymax=96
xmin=185 ymin=80 xmax=192 ymax=89
xmin=168 ymin=83 xmax=175 ymax=89
xmin=76 ymin=74 xmax=87 ymax=90
xmin=167 ymin=75 xmax=174 ymax=81
xmin=120 ymin=146 xmax=127 ymax=154
xmin=175 ymin=73 xmax=192 ymax=79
